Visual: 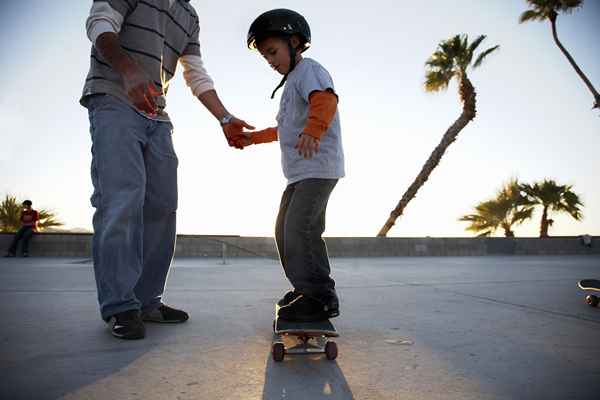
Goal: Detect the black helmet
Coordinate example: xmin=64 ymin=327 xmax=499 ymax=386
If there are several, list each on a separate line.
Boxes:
xmin=247 ymin=9 xmax=311 ymax=52
xmin=22 ymin=200 xmax=32 ymax=206
xmin=248 ymin=9 xmax=312 ymax=98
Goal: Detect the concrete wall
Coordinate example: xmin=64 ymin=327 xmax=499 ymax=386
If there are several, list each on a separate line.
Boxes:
xmin=1 ymin=233 xmax=599 ymax=258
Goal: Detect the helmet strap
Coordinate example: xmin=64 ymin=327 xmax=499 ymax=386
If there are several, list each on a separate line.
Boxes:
xmin=270 ymin=39 xmax=298 ymax=99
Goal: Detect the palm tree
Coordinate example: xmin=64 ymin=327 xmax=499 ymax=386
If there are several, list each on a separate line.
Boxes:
xmin=0 ymin=195 xmax=64 ymax=232
xmin=377 ymin=34 xmax=499 ymax=237
xmin=519 ymin=0 xmax=599 ymax=109
xmin=520 ymin=179 xmax=583 ymax=237
xmin=459 ymin=179 xmax=534 ymax=237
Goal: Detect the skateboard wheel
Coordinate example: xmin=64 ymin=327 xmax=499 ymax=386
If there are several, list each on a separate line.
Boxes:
xmin=325 ymin=341 xmax=338 ymax=360
xmin=586 ymin=295 xmax=599 ymax=307
xmin=272 ymin=342 xmax=285 ymax=362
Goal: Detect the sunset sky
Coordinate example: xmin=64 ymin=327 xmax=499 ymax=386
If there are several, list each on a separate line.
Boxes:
xmin=1 ymin=1 xmax=598 ymax=237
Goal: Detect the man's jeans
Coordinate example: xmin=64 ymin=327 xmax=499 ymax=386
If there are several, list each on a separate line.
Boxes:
xmin=87 ymin=95 xmax=178 ymax=321
xmin=8 ymin=226 xmax=34 ymax=255
xmin=275 ymin=178 xmax=338 ymax=301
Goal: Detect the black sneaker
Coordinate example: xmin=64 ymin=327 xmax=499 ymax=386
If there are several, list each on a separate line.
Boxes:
xmin=277 ymin=295 xmax=331 ymax=322
xmin=22 ymin=252 xmax=29 ymax=258
xmin=321 ymin=292 xmax=340 ymax=318
xmin=277 ymin=290 xmax=302 ymax=307
xmin=141 ymin=304 xmax=189 ymax=323
xmin=4 ymin=253 xmax=15 ymax=258
xmin=109 ymin=310 xmax=145 ymax=340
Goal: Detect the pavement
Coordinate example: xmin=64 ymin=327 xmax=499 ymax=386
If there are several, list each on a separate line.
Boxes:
xmin=1 ymin=255 xmax=599 ymax=400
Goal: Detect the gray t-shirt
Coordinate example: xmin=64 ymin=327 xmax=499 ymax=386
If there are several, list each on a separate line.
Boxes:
xmin=276 ymin=58 xmax=345 ymax=184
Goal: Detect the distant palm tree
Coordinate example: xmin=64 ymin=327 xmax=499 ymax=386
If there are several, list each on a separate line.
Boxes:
xmin=520 ymin=179 xmax=583 ymax=237
xmin=377 ymin=34 xmax=499 ymax=237
xmin=459 ymin=179 xmax=534 ymax=237
xmin=0 ymin=195 xmax=63 ymax=232
xmin=519 ymin=0 xmax=599 ymax=109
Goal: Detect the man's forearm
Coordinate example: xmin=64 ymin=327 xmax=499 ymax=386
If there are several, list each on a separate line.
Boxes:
xmin=197 ymin=89 xmax=229 ymax=121
xmin=95 ymin=32 xmax=136 ymax=77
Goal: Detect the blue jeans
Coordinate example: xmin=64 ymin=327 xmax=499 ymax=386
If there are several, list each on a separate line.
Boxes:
xmin=275 ymin=178 xmax=338 ymax=301
xmin=8 ymin=226 xmax=34 ymax=255
xmin=87 ymin=95 xmax=178 ymax=321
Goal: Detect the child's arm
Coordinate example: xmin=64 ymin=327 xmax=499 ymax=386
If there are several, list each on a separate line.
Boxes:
xmin=233 ymin=127 xmax=278 ymax=148
xmin=295 ymin=90 xmax=338 ymax=158
xmin=303 ymin=90 xmax=338 ymax=140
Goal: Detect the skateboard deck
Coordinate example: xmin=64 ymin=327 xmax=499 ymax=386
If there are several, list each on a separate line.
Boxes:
xmin=272 ymin=305 xmax=339 ymax=362
xmin=578 ymin=279 xmax=600 ymax=307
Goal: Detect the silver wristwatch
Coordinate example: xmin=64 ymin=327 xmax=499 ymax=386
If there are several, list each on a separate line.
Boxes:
xmin=220 ymin=113 xmax=234 ymax=125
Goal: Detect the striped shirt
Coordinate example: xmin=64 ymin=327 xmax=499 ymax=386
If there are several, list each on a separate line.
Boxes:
xmin=81 ymin=0 xmax=215 ymax=120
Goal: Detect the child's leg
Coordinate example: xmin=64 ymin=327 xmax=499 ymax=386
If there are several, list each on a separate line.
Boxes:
xmin=281 ymin=178 xmax=338 ymax=301
xmin=275 ymin=184 xmax=295 ymax=271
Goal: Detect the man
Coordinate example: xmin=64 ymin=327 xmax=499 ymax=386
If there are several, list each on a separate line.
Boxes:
xmin=81 ymin=0 xmax=252 ymax=340
xmin=4 ymin=200 xmax=39 ymax=258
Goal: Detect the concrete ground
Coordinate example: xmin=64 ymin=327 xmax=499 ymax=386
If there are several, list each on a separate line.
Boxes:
xmin=1 ymin=256 xmax=599 ymax=400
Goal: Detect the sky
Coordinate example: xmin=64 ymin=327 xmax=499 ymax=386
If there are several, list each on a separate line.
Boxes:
xmin=0 ymin=1 xmax=599 ymax=237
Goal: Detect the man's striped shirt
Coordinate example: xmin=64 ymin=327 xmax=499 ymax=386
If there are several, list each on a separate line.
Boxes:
xmin=81 ymin=0 xmax=215 ymax=120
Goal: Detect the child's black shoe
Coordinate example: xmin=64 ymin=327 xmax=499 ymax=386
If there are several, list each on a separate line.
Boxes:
xmin=277 ymin=295 xmax=330 ymax=322
xmin=276 ymin=290 xmax=302 ymax=307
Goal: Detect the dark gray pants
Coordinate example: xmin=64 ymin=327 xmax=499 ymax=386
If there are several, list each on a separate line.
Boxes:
xmin=275 ymin=178 xmax=338 ymax=301
xmin=8 ymin=226 xmax=34 ymax=255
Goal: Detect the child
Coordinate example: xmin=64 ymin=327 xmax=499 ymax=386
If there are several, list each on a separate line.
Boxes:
xmin=239 ymin=9 xmax=345 ymax=322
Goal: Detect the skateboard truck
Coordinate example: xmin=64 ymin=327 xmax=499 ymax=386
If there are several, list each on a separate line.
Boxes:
xmin=578 ymin=279 xmax=600 ymax=307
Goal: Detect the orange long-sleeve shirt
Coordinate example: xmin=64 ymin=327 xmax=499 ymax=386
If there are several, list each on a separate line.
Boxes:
xmin=250 ymin=89 xmax=338 ymax=145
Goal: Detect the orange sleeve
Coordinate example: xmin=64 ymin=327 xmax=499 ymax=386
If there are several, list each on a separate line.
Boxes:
xmin=251 ymin=127 xmax=278 ymax=144
xmin=303 ymin=90 xmax=338 ymax=140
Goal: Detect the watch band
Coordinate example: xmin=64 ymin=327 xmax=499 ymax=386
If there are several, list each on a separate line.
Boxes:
xmin=220 ymin=113 xmax=234 ymax=125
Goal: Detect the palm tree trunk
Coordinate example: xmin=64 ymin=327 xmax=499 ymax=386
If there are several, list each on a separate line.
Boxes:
xmin=377 ymin=77 xmax=477 ymax=237
xmin=540 ymin=205 xmax=549 ymax=238
xmin=549 ymin=15 xmax=600 ymax=109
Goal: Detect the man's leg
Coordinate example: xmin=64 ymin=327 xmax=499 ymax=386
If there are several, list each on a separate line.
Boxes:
xmin=88 ymin=95 xmax=149 ymax=321
xmin=7 ymin=227 xmax=26 ymax=255
xmin=135 ymin=120 xmax=182 ymax=321
xmin=20 ymin=227 xmax=34 ymax=255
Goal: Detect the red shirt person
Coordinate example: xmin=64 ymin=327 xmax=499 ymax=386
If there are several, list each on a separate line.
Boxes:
xmin=5 ymin=200 xmax=39 ymax=257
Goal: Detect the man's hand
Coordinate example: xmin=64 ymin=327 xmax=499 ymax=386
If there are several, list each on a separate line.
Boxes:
xmin=95 ymin=32 xmax=161 ymax=115
xmin=122 ymin=63 xmax=161 ymax=115
xmin=222 ymin=117 xmax=255 ymax=149
xmin=230 ymin=133 xmax=253 ymax=149
xmin=295 ymin=133 xmax=320 ymax=159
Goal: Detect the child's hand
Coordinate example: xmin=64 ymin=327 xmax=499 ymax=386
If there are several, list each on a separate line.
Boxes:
xmin=295 ymin=133 xmax=320 ymax=159
xmin=231 ymin=133 xmax=252 ymax=149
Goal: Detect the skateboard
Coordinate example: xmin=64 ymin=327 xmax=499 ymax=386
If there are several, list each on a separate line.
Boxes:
xmin=272 ymin=305 xmax=339 ymax=362
xmin=578 ymin=279 xmax=600 ymax=307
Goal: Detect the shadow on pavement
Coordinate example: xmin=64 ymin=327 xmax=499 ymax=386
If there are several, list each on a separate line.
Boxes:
xmin=261 ymin=351 xmax=354 ymax=400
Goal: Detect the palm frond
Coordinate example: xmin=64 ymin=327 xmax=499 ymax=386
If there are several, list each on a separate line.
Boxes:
xmin=468 ymin=35 xmax=487 ymax=58
xmin=473 ymin=45 xmax=500 ymax=68
xmin=519 ymin=9 xmax=546 ymax=23
xmin=424 ymin=70 xmax=454 ymax=92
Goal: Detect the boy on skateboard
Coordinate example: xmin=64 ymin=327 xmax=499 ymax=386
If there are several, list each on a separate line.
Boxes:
xmin=237 ymin=9 xmax=345 ymax=322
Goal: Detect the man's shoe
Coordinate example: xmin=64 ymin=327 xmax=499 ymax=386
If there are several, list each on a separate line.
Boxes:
xmin=277 ymin=289 xmax=302 ymax=307
xmin=142 ymin=304 xmax=189 ymax=323
xmin=109 ymin=310 xmax=145 ymax=340
xmin=4 ymin=253 xmax=15 ymax=258
xmin=277 ymin=295 xmax=330 ymax=322
xmin=22 ymin=252 xmax=29 ymax=258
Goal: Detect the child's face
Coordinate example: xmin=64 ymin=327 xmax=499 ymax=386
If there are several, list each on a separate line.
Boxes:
xmin=257 ymin=36 xmax=301 ymax=75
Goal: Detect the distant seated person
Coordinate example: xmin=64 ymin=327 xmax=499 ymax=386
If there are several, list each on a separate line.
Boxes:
xmin=5 ymin=200 xmax=39 ymax=258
